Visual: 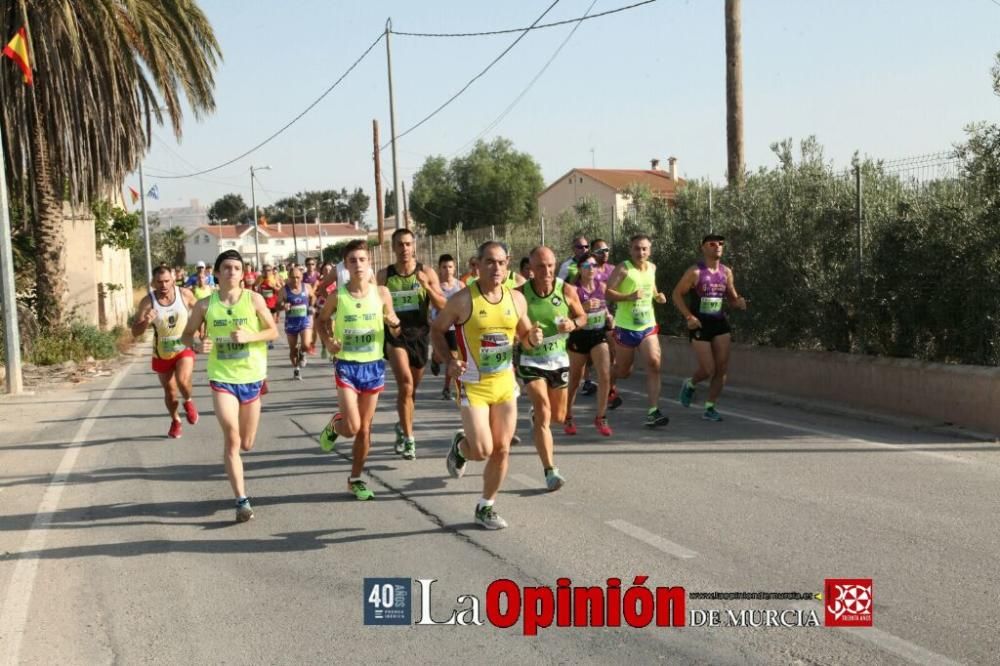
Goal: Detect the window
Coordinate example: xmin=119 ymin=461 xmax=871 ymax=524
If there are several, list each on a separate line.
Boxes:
xmin=274 ymin=239 xmax=286 ymax=246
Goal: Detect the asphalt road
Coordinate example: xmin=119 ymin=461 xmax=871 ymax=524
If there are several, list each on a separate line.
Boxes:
xmin=1 ymin=338 xmax=998 ymax=665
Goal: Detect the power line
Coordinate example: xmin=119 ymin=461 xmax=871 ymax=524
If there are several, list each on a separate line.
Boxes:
xmin=451 ymin=0 xmax=599 ymax=157
xmin=155 ymin=31 xmax=385 ymax=179
xmin=380 ymin=0 xmax=562 ymax=151
xmin=390 ymin=0 xmax=657 ymax=37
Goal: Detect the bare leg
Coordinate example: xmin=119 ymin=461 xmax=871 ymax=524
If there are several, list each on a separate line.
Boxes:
xmin=708 ymin=334 xmax=731 ymax=403
xmin=639 ymin=334 xmax=662 ymax=410
xmin=158 ymin=372 xmax=180 ymax=421
xmin=173 ymin=356 xmax=195 ymax=402
xmin=213 ymin=390 xmax=245 ymax=498
xmin=591 ymin=343 xmax=611 ymax=417
xmin=386 ymin=346 xmax=420 ymax=437
xmin=566 ymin=352 xmax=588 ymax=418
xmin=524 ymin=380 xmax=555 ymax=469
xmin=352 ymin=391 xmax=380 ymax=478
xmin=286 ymin=333 xmax=300 ymax=367
xmin=690 ymin=340 xmax=715 ymax=385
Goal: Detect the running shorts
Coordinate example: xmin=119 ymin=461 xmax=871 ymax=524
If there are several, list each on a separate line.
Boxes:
xmin=457 ymin=376 xmax=518 ymax=408
xmin=335 ymin=359 xmax=386 ymax=394
xmin=689 ymin=316 xmax=732 ymax=343
xmin=567 ymin=329 xmax=607 ymax=355
xmin=384 ymin=327 xmax=430 ymax=369
xmin=285 ymin=317 xmax=313 ymax=336
xmin=151 ymin=348 xmax=195 ymax=374
xmin=210 ymin=380 xmax=264 ymax=404
xmin=516 ymin=364 xmax=570 ymax=389
xmin=614 ymin=325 xmax=658 ymax=349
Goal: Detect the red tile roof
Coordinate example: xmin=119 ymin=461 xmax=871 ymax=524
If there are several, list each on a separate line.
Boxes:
xmin=192 ymin=223 xmax=366 ymax=240
xmin=539 ymin=168 xmax=685 ymax=198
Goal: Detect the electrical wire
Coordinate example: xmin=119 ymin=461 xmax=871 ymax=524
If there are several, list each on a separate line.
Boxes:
xmin=154 ymin=31 xmax=386 ymax=179
xmin=380 ymin=0 xmax=562 ymax=151
xmin=390 ymin=0 xmax=656 ymax=37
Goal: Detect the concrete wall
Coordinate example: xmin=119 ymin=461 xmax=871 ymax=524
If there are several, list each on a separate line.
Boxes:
xmin=97 ymin=245 xmax=134 ymax=329
xmin=660 ymin=336 xmax=1000 ymax=436
xmin=63 ymin=211 xmax=100 ymax=327
xmin=538 ymin=172 xmax=616 ymax=220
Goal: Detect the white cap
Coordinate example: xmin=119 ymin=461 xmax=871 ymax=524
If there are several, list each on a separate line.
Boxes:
xmin=196 ymin=260 xmax=206 ymax=268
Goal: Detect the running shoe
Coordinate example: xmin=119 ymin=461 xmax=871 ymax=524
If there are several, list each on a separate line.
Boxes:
xmin=510 ymin=434 xmax=521 ymax=446
xmin=594 ymin=415 xmax=613 ymax=437
xmin=581 ymin=379 xmax=598 ymax=396
xmin=168 ymin=419 xmax=182 ymax=439
xmin=545 ymin=467 xmax=566 ymax=492
xmin=441 ymin=387 xmax=452 ymax=401
xmin=446 ymin=430 xmax=467 ymax=478
xmin=393 ymin=422 xmax=405 ymax=454
xmin=475 ymin=504 xmax=508 ymax=530
xmin=645 ymin=408 xmax=670 ymax=428
xmin=430 ymin=359 xmax=441 ymax=376
xmin=293 ymin=367 xmax=301 ymax=381
xmin=235 ymin=497 xmax=254 ymax=523
xmin=349 ymin=479 xmax=375 ymax=501
xmin=608 ymin=388 xmax=623 ymax=410
xmin=401 ymin=437 xmax=416 ymax=460
xmin=299 ymin=355 xmax=308 ymax=368
xmin=679 ymin=379 xmax=696 ymax=408
xmin=563 ymin=416 xmax=577 ymax=436
xmin=702 ymin=407 xmax=723 ymax=422
xmin=183 ymin=400 xmax=199 ymax=425
xmin=319 ymin=414 xmax=342 ymax=452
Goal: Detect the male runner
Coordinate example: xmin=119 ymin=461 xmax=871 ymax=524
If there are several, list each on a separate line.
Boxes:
xmin=277 ymin=266 xmax=315 ymax=380
xmin=672 ymin=234 xmax=747 ymax=421
xmin=191 ymin=269 xmax=215 ymax=301
xmin=302 ymin=257 xmax=321 ymax=286
xmin=184 ymin=261 xmax=215 ymax=289
xmin=132 ymin=265 xmax=200 ymax=438
xmin=378 ymin=228 xmax=446 ymax=460
xmin=255 ymin=265 xmax=282 ymax=349
xmin=606 ymin=233 xmax=670 ymax=427
xmin=182 ymin=250 xmax=279 ymax=522
xmin=459 ymin=256 xmax=479 ymax=285
xmin=430 ymin=253 xmax=464 ymax=399
xmin=316 ymin=240 xmax=402 ymax=500
xmin=517 ymin=246 xmax=586 ymax=491
xmin=519 ymin=256 xmax=533 ymax=282
xmin=432 ymin=241 xmax=541 ymax=529
xmin=556 ymin=234 xmax=589 ymax=283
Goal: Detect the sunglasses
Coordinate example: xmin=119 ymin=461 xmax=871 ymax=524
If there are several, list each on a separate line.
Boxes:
xmin=574 ymin=244 xmax=589 ymax=250
xmin=581 ymin=262 xmax=596 ymax=269
xmin=706 ymin=241 xmax=724 ymax=248
xmin=593 ymin=248 xmax=609 ymax=254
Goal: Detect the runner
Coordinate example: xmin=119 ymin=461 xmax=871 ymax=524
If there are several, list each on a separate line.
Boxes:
xmin=191 ymin=268 xmax=215 ymax=301
xmin=606 ymin=233 xmax=670 ymax=427
xmin=430 ymin=253 xmax=464 ymax=399
xmin=580 ymin=238 xmax=616 ymax=397
xmin=459 ymin=256 xmax=479 ymax=285
xmin=302 ymin=257 xmax=321 ymax=286
xmin=316 ymin=240 xmax=402 ymax=500
xmin=671 ymin=234 xmax=747 ymax=421
xmin=181 ymin=249 xmax=279 ymax=522
xmin=277 ymin=263 xmax=289 ymax=282
xmin=519 ymin=256 xmax=533 ymax=282
xmin=556 ymin=234 xmax=590 ymax=283
xmin=242 ymin=264 xmax=258 ymax=289
xmin=432 ymin=241 xmax=542 ymax=529
xmin=131 ymin=265 xmax=200 ymax=439
xmin=315 ymin=262 xmax=337 ymax=360
xmin=277 ymin=266 xmax=315 ymax=380
xmin=255 ymin=264 xmax=282 ymax=348
xmin=184 ymin=261 xmax=215 ymax=289
xmin=517 ymin=246 xmax=587 ymax=491
xmin=565 ymin=252 xmax=614 ymax=436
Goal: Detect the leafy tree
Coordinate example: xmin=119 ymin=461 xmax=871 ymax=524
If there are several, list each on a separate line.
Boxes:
xmin=91 ymin=200 xmax=140 ymax=250
xmin=129 ymin=216 xmax=186 ymax=284
xmin=1 ymin=0 xmax=221 ymax=327
xmin=410 ymin=138 xmax=544 ymax=235
xmin=208 ymin=193 xmax=249 ymax=224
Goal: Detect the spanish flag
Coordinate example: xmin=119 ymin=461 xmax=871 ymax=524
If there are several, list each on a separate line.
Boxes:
xmin=258 ymin=214 xmax=268 ymax=228
xmin=2 ymin=27 xmax=31 ymax=85
xmin=128 ymin=187 xmax=140 ymax=204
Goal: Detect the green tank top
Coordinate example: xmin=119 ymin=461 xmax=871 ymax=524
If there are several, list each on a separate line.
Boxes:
xmin=193 ymin=285 xmax=213 ymax=300
xmin=519 ymin=278 xmax=570 ymax=370
xmin=334 ymin=284 xmax=384 ymax=362
xmin=386 ymin=263 xmax=429 ymax=330
xmin=615 ymin=260 xmax=657 ymax=331
xmin=205 ymin=290 xmax=267 ymax=383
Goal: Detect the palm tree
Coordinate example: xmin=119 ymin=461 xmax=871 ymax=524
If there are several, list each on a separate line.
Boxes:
xmin=1 ymin=0 xmax=221 ymax=326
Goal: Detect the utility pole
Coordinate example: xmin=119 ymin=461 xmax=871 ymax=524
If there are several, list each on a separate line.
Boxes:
xmin=138 ymin=164 xmax=153 ymax=282
xmin=385 ymin=19 xmax=404 ymax=230
xmin=725 ymin=0 xmax=744 ymax=188
xmin=250 ymin=165 xmax=271 ymax=268
xmin=290 ymin=209 xmax=299 ymax=263
xmin=373 ymin=120 xmax=385 ymax=245
xmin=401 ymin=181 xmax=409 ymax=229
xmin=0 ymin=130 xmax=23 ymax=394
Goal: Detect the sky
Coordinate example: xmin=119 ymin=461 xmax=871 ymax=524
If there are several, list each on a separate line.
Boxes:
xmin=136 ymin=0 xmax=1000 ymax=219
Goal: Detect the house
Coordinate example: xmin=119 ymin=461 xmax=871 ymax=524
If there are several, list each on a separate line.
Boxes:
xmin=537 ymin=157 xmax=685 ymax=222
xmin=185 ymin=221 xmax=368 ymax=268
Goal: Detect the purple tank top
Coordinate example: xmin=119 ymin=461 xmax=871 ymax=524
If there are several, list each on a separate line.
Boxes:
xmin=695 ymin=262 xmax=728 ymax=319
xmin=577 ymin=281 xmax=609 ymax=330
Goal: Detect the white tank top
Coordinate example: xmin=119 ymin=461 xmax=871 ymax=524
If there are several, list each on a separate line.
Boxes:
xmin=150 ymin=287 xmax=190 ymax=359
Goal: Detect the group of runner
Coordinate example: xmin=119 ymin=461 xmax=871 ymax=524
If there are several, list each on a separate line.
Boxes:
xmin=134 ymin=229 xmax=746 ymax=528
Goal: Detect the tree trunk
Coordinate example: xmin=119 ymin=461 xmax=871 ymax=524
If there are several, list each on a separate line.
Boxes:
xmin=725 ymin=0 xmax=744 ymax=188
xmin=28 ymin=100 xmax=68 ymax=329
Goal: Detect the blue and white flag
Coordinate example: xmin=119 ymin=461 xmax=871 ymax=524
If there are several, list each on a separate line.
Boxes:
xmin=147 ymin=184 xmax=159 ymax=200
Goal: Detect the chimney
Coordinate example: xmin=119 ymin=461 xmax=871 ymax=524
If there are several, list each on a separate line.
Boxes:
xmin=668 ymin=156 xmax=678 ymax=180
xmin=650 ymin=158 xmax=660 ymax=171
xmin=276 ymin=221 xmax=282 ymax=233
xmin=354 ymin=219 xmax=360 ymax=230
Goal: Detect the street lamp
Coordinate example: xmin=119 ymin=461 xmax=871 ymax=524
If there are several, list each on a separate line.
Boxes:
xmin=318 ymin=198 xmax=334 ymax=260
xmin=250 ymin=165 xmax=271 ymax=268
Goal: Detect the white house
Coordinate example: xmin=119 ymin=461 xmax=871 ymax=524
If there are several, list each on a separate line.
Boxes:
xmin=185 ymin=221 xmax=368 ymax=268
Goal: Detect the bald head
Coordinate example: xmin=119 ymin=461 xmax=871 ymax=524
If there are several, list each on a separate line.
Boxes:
xmin=529 ymin=245 xmax=557 ymax=286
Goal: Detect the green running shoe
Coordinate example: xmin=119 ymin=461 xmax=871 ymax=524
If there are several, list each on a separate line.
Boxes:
xmin=349 ymin=479 xmax=374 ymax=501
xmin=401 ymin=437 xmax=416 ymax=460
xmin=319 ymin=414 xmax=342 ymax=452
xmin=393 ymin=422 xmax=405 ymax=454
xmin=702 ymin=406 xmax=723 ymax=422
xmin=679 ymin=380 xmax=696 ymax=408
xmin=645 ymin=408 xmax=670 ymax=428
xmin=475 ymin=504 xmax=508 ymax=530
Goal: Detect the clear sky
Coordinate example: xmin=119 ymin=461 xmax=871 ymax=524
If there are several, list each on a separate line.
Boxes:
xmin=137 ymin=0 xmax=1000 ymax=217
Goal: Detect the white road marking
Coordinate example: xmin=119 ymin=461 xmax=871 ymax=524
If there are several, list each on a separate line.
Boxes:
xmin=605 ymin=518 xmax=698 ymax=559
xmin=0 ymin=361 xmax=134 ymax=666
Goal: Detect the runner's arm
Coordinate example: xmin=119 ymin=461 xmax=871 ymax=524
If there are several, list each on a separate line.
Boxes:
xmin=376 ymin=267 xmax=387 ymax=286
xmin=180 ymin=287 xmax=198 ymax=310
xmin=248 ymin=292 xmax=280 ymax=343
xmin=379 ymin=286 xmax=403 ymax=336
xmin=316 ymin=291 xmax=339 ymax=351
xmin=561 ymin=283 xmax=587 ymax=332
xmin=131 ymin=295 xmax=155 ymax=338
xmin=725 ymin=267 xmax=747 ymax=309
xmin=276 ymin=287 xmax=288 ymax=311
xmin=430 ymin=289 xmax=468 ymax=367
xmin=419 ymin=266 xmax=448 ymax=310
xmin=604 ymin=264 xmax=633 ymax=303
xmin=512 ymin=290 xmax=543 ymax=349
xmin=180 ymin=298 xmax=209 ymax=351
xmin=671 ymin=267 xmax=700 ymax=322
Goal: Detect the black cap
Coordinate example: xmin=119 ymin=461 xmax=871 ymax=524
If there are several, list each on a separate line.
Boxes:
xmin=702 ymin=234 xmax=725 ymax=244
xmin=214 ymin=249 xmax=244 ymax=273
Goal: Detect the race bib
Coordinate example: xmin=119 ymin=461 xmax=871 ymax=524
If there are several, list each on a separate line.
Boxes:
xmin=261 ymin=288 xmax=274 ymax=299
xmin=214 ymin=336 xmax=249 ymax=360
xmin=585 ymin=310 xmax=607 ymax=330
xmin=158 ymin=336 xmax=185 ymax=354
xmin=633 ymin=306 xmax=653 ymax=326
xmin=392 ymin=288 xmax=420 ymax=312
xmin=479 ymin=333 xmax=512 ymax=375
xmin=343 ymin=328 xmax=377 ymax=353
xmin=699 ymin=297 xmax=723 ymax=315
xmin=289 ymin=304 xmax=309 ymax=318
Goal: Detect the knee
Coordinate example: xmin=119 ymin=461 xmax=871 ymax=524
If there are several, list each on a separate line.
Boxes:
xmin=701 ymin=361 xmax=716 ymax=377
xmin=714 ymin=361 xmax=728 ymax=377
xmin=647 ymin=356 xmax=662 ymax=373
xmin=342 ymin=414 xmax=361 ymax=437
xmin=533 ymin=404 xmax=551 ymax=427
xmin=398 ymin=379 xmax=415 ymax=399
xmin=489 ymin=441 xmax=510 ymax=460
xmin=464 ymin=438 xmax=491 ymax=461
xmin=240 ymin=437 xmax=255 ymax=452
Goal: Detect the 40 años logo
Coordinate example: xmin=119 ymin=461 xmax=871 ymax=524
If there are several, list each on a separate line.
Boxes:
xmin=414 ymin=576 xmax=685 ymax=635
